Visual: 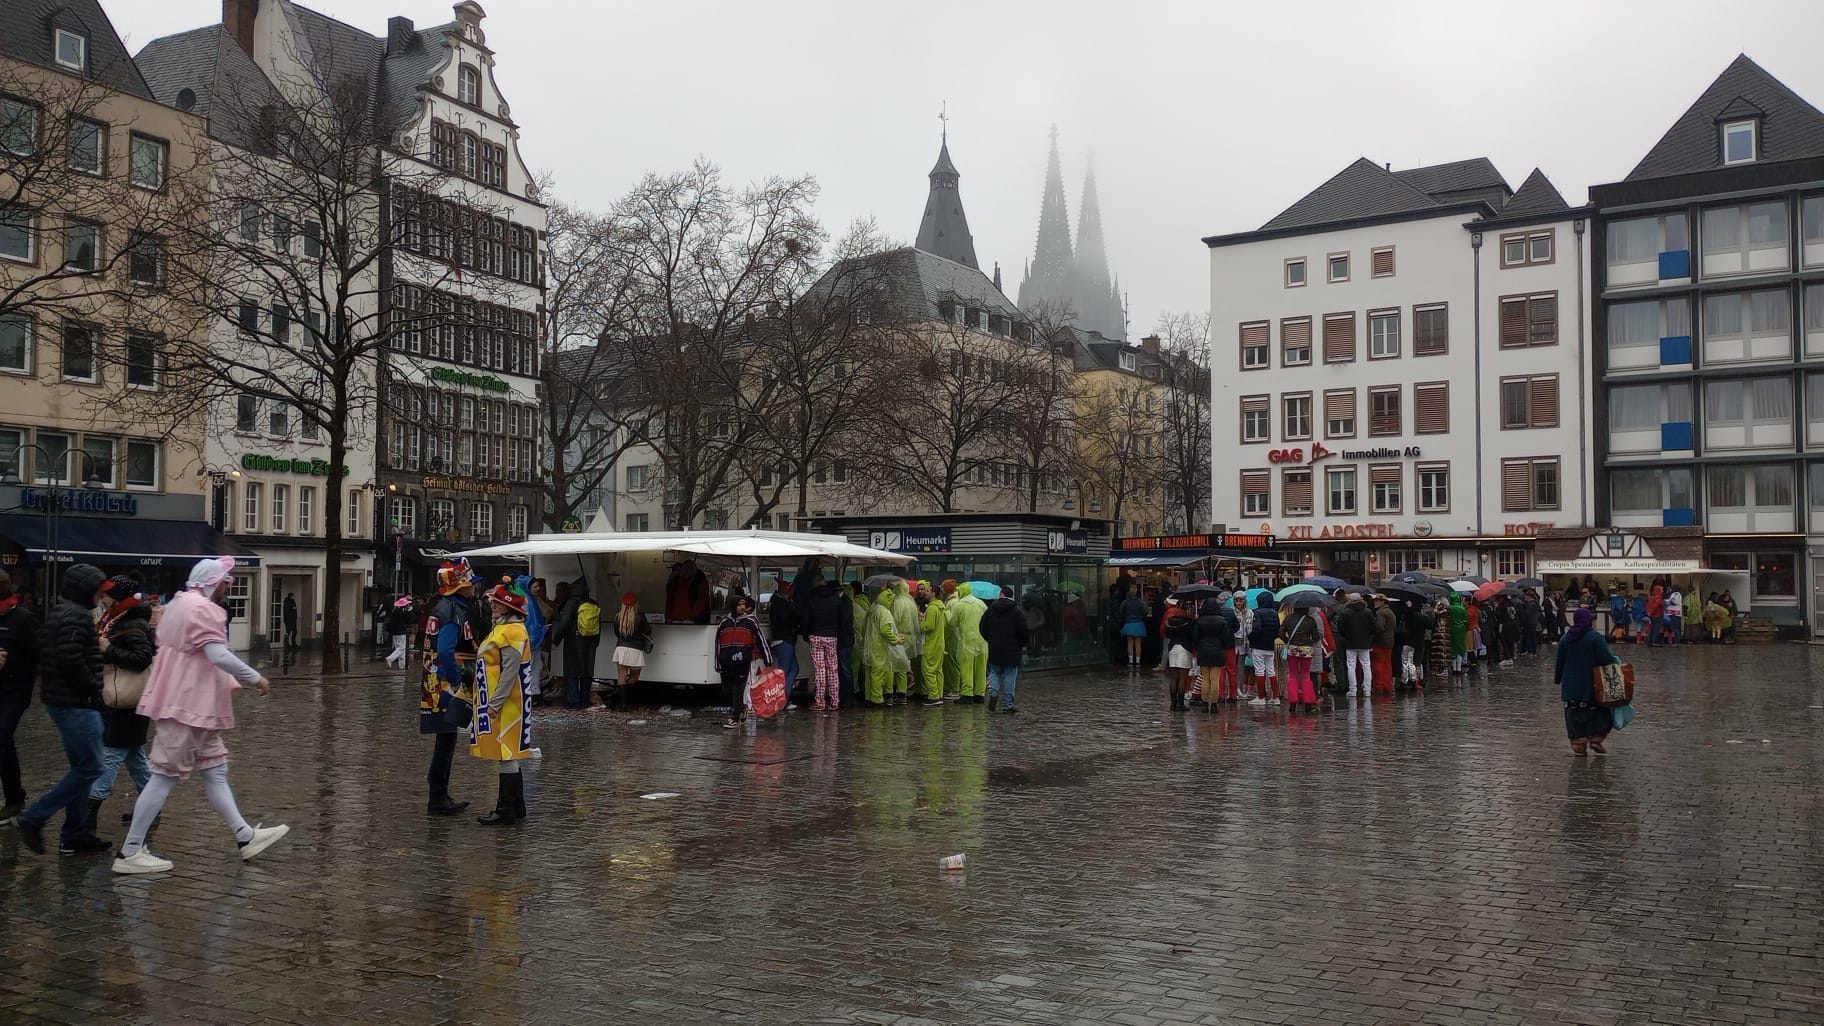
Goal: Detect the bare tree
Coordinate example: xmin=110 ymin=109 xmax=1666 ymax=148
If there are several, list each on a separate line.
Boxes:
xmin=1001 ymin=305 xmax=1081 ymax=513
xmin=1075 ymin=377 xmax=1159 ymax=536
xmin=1154 ymin=310 xmax=1212 ymax=532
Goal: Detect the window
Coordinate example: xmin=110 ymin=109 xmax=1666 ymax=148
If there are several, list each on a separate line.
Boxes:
xmin=1500 ymin=457 xmax=1559 ymax=512
xmin=1322 ymin=312 xmax=1355 ymax=363
xmin=1326 ymin=466 xmax=1357 ymax=514
xmin=1722 ymin=119 xmax=1757 ymax=165
xmin=0 ymin=98 xmax=37 ymax=155
xmin=0 ymin=207 xmax=33 ymax=262
xmin=1495 ymin=548 xmax=1530 ymax=579
xmin=509 ymin=504 xmax=529 ymax=540
xmin=1280 ymin=316 xmax=1311 ymax=365
xmin=1370 ymin=246 xmax=1395 ymax=277
xmin=124 ymin=439 xmax=158 ymax=488
xmin=1370 ymin=464 xmax=1401 ymax=514
xmin=1118 ymin=350 xmax=1136 ymax=371
xmin=1368 ymin=308 xmax=1400 ymax=359
xmin=1612 ymin=467 xmax=1694 ymax=520
xmin=127 ymin=235 xmax=161 ymax=285
xmin=267 ymin=400 xmax=289 ymax=437
xmin=1607 ymin=212 xmax=1689 ymax=287
xmin=67 ymin=117 xmax=104 ymax=174
xmin=243 ymin=482 xmax=262 ymax=532
xmin=79 ymin=435 xmax=114 ymax=487
xmin=1240 ymin=395 xmax=1270 ymax=443
xmin=31 ymin=431 xmax=68 ymax=483
xmin=125 ymin=334 xmax=157 ymax=388
xmin=1241 ymin=469 xmax=1270 ymax=517
xmin=1414 ymin=381 xmax=1449 ymax=434
xmin=626 ymin=463 xmax=650 ymax=491
xmin=1385 ymin=549 xmax=1440 ymax=574
xmin=63 ymin=219 xmax=99 ymax=271
xmin=1610 ymin=382 xmax=1694 ymax=451
xmin=1808 ymin=282 xmax=1824 ymax=354
xmin=1806 ymin=195 xmax=1824 ymax=267
xmin=54 ymin=29 xmax=86 ymax=71
xmin=1239 ymin=321 xmax=1269 ymax=369
xmin=1704 ymin=377 xmax=1793 ymax=450
xmin=61 ymin=321 xmax=95 ymax=381
xmin=1608 ymin=296 xmax=1692 ymax=369
xmin=1282 ymin=468 xmax=1313 ymax=517
xmin=1499 ymin=375 xmax=1559 ymax=429
xmin=626 ymin=513 xmax=649 ymax=532
xmin=458 ymin=65 xmax=480 ymax=105
xmin=298 ymin=486 xmax=314 ymax=535
xmin=1417 ymin=462 xmax=1450 ymax=513
xmin=0 ymin=315 xmax=30 ymax=373
xmin=348 ymin=490 xmax=363 ymax=538
xmin=128 ymin=134 xmax=166 ymax=190
xmin=235 ymin=393 xmax=258 ymax=432
xmin=468 ymin=501 xmax=493 ymax=541
xmin=224 ymin=575 xmax=251 ymax=621
xmin=302 ymin=220 xmax=321 ymax=258
xmin=269 ymin=214 xmax=292 ymax=253
xmin=239 ymin=204 xmax=260 ymax=242
xmin=1368 ymin=386 xmax=1401 ymax=436
xmin=271 ymin=483 xmax=289 ymax=534
xmin=1499 ymin=293 xmax=1557 ymax=347
xmin=237 ymin=298 xmax=258 ymax=333
xmin=1283 ymin=392 xmax=1312 ymax=441
xmin=1324 ymin=388 xmax=1357 ymax=438
xmin=1284 ymin=258 xmax=1306 ymax=288
xmin=388 ymin=497 xmax=416 ymax=536
xmin=1701 ymin=201 xmax=1788 ymax=277
xmin=1501 ymin=230 xmax=1554 ymax=268
xmin=428 ymin=498 xmax=455 ymax=536
xmin=1703 ymin=289 xmax=1790 ymax=363
xmin=1707 ymin=465 xmax=1797 ymax=533
xmin=1327 ymin=252 xmax=1349 ymax=282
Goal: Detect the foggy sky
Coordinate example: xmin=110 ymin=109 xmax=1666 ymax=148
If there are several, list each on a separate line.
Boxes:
xmin=104 ymin=0 xmax=1824 ymax=338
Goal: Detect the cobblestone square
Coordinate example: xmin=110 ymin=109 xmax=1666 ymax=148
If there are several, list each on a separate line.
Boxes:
xmin=3 ymin=645 xmax=1821 ymax=1025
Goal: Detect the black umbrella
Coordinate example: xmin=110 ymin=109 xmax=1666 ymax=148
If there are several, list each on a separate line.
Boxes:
xmin=1388 ymin=571 xmax=1441 ymax=585
xmin=1284 ymin=591 xmax=1331 ymax=610
xmin=1379 ymin=583 xmax=1446 ymax=602
xmin=1171 ymin=583 xmax=1225 ymax=601
xmin=1514 ymin=577 xmax=1546 ymax=589
xmin=1455 ymin=575 xmax=1489 ymax=585
xmin=861 ymin=574 xmax=903 ymax=590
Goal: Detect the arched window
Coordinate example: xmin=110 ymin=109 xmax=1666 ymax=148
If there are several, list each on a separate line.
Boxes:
xmin=457 ymin=65 xmax=480 ymax=105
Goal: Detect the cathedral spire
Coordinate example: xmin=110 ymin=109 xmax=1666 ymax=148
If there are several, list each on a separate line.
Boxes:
xmin=915 ymin=116 xmax=978 ymax=269
xmin=1017 ymin=124 xmax=1075 ymax=316
xmin=1071 ymin=159 xmax=1123 ymax=339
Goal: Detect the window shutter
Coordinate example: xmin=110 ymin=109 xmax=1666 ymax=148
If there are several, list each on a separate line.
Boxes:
xmin=1241 ymin=322 xmax=1268 ymax=349
xmin=1241 ymin=470 xmax=1268 ymax=492
xmin=1501 ymin=461 xmax=1531 ymax=511
xmin=1500 ymin=299 xmax=1527 ymax=348
xmin=1371 ymin=465 xmax=1401 ymax=485
xmin=1283 ymin=471 xmax=1313 ymax=511
xmin=1241 ymin=395 xmax=1269 ymax=414
xmin=1371 ymin=248 xmax=1394 ymax=276
xmin=1415 ymin=383 xmax=1449 ymax=433
xmin=1528 ymin=294 xmax=1557 ymax=345
xmin=1281 ymin=316 xmax=1311 ymax=358
xmin=1324 ymin=389 xmax=1355 ymax=422
xmin=1323 ymin=313 xmax=1355 ymax=363
xmin=1530 ymin=375 xmax=1559 ymax=427
xmin=1414 ymin=305 xmax=1448 ymax=355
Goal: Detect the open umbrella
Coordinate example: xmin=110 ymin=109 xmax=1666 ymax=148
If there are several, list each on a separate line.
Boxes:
xmin=1514 ymin=577 xmax=1546 ymax=589
xmin=1340 ymin=584 xmax=1374 ymax=596
xmin=1472 ymin=580 xmax=1507 ymax=602
xmin=862 ymin=574 xmax=902 ymax=590
xmin=1057 ymin=580 xmax=1085 ymax=593
xmin=1388 ymin=571 xmax=1442 ymax=585
xmin=1172 ymin=583 xmax=1225 ymax=601
xmin=1379 ymin=583 xmax=1443 ymax=603
xmin=1275 ymin=583 xmax=1325 ymax=601
xmin=1284 ymin=590 xmax=1331 ymax=610
xmin=1447 ymin=580 xmax=1478 ymax=594
xmin=1455 ymin=575 xmax=1489 ymax=585
xmin=965 ymin=581 xmax=1001 ymax=601
xmin=1245 ymin=587 xmax=1275 ymax=609
xmin=1302 ymin=574 xmax=1348 ymax=590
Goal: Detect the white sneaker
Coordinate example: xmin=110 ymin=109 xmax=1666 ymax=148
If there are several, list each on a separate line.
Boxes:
xmin=1247 ymin=697 xmax=1266 ymax=707
xmin=1268 ymin=698 xmax=1281 ymax=706
xmin=237 ymin=823 xmax=290 ymax=862
xmin=112 ymin=848 xmax=174 ymax=875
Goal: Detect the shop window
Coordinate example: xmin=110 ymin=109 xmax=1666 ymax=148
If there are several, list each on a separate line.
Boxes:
xmin=1755 ymin=552 xmax=1796 ymax=598
xmin=224 ymin=575 xmax=251 ymax=621
xmin=1495 ymin=548 xmax=1530 ymax=579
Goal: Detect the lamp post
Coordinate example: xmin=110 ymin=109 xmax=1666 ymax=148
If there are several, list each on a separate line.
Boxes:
xmin=2 ymin=443 xmax=107 ymax=606
xmin=199 ymin=463 xmax=243 ymax=532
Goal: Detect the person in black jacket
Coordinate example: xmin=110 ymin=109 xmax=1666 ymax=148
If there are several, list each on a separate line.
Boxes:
xmin=1337 ymin=595 xmax=1376 ymax=700
xmin=799 ymin=574 xmax=851 ymax=711
xmin=89 ymin=576 xmax=156 ymax=830
xmin=383 ymin=596 xmax=417 ymax=669
xmin=979 ymin=589 xmax=1028 ymax=713
xmin=1192 ymin=599 xmax=1237 ymax=708
xmin=768 ymin=581 xmax=801 ymax=708
xmin=1247 ymin=600 xmax=1281 ymax=705
xmin=0 ymin=569 xmax=40 ymax=825
xmin=14 ymin=563 xmax=110 ymax=856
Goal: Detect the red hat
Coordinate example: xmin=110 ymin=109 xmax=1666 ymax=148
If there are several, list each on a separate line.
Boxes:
xmin=621 ymin=591 xmax=638 ymax=606
xmin=941 ymin=579 xmax=957 ymax=595
xmin=487 ymin=584 xmax=527 ymax=616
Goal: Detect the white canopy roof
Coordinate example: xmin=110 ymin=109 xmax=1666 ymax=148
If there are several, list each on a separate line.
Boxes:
xmin=458 ymin=528 xmax=915 ymax=565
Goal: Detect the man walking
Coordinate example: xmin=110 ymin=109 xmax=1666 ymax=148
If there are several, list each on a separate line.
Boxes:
xmin=13 ymin=563 xmax=111 ymax=855
xmin=1338 ymin=593 xmax=1375 ymax=700
xmin=0 ymin=569 xmax=40 ymax=825
xmin=980 ymin=585 xmax=1028 ymax=713
xmin=1369 ymin=593 xmax=1397 ymax=694
xmin=384 ymin=597 xmax=415 ymax=669
xmin=282 ymin=592 xmax=299 ymax=650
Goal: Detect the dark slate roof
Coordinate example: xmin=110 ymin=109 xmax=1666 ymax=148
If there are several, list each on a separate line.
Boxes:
xmin=377 ymin=22 xmax=455 ymax=136
xmin=1258 ymin=157 xmax=1450 ymax=232
xmin=929 ymin=139 xmax=958 ymax=177
xmin=1625 ymin=54 xmax=1824 ymax=181
xmin=1 ymin=0 xmax=153 ymax=99
xmin=808 ymin=246 xmax=1019 ymax=325
xmin=135 ymin=26 xmax=284 ymax=150
xmin=281 ymin=0 xmax=384 ymax=120
xmin=1500 ymin=168 xmax=1571 ymax=218
xmin=1395 ymin=158 xmax=1507 ymax=201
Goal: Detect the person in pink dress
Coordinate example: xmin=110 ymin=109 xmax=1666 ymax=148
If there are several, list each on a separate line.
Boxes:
xmin=111 ymin=557 xmax=288 ymax=875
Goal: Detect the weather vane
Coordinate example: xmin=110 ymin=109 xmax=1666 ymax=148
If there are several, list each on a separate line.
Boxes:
xmin=939 ymin=100 xmax=948 ymax=142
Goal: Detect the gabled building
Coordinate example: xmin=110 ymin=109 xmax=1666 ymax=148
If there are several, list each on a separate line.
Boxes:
xmin=1205 ymin=155 xmax=1593 ymax=583
xmin=1589 ymin=54 xmax=1824 ymax=630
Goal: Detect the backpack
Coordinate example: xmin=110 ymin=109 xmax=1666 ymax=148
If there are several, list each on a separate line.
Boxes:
xmin=576 ymin=600 xmax=602 ymax=637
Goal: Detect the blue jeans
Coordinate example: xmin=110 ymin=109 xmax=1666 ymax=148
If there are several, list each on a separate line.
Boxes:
xmin=91 ymin=744 xmax=151 ymax=801
xmin=988 ymin=664 xmax=1020 ymax=706
xmin=1668 ymin=615 xmax=1683 ymax=644
xmin=772 ymin=641 xmax=799 ymax=700
xmin=23 ymin=706 xmax=104 ymax=844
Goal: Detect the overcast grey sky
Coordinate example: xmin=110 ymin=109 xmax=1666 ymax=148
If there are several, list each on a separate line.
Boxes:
xmin=106 ymin=0 xmax=1824 ymax=337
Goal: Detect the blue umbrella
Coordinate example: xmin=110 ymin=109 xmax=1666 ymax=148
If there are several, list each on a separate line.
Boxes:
xmin=1275 ymin=583 xmax=1324 ymax=601
xmin=1303 ymin=575 xmax=1348 ymax=590
xmin=966 ymin=581 xmax=1001 ymax=602
xmin=1245 ymin=587 xmax=1275 ymax=609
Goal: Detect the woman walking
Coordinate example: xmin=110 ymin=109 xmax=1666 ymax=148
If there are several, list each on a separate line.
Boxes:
xmin=1278 ymin=602 xmax=1322 ymax=714
xmin=112 ymin=558 xmax=286 ymax=875
xmin=474 ymin=583 xmax=535 ymax=826
xmin=90 ymin=576 xmax=155 ymax=831
xmin=608 ymin=592 xmax=651 ymax=711
xmin=715 ymin=595 xmax=770 ymax=727
xmin=1118 ymin=591 xmax=1148 ymax=668
xmin=1161 ymin=599 xmax=1196 ymax=712
xmin=1554 ymin=608 xmax=1619 ymax=756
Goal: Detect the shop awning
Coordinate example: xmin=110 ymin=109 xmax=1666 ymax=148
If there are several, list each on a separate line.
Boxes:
xmin=0 ymin=516 xmax=261 ymax=568
xmin=1107 ymin=552 xmax=1206 ymax=568
xmin=458 ymin=528 xmax=914 ymax=566
xmin=1537 ymin=558 xmax=1702 ymax=575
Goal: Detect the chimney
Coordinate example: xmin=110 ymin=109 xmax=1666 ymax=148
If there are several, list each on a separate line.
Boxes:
xmin=386 ymin=16 xmax=416 ymax=53
xmin=223 ymin=0 xmax=258 ymax=55
xmin=1140 ymin=334 xmax=1160 ymax=354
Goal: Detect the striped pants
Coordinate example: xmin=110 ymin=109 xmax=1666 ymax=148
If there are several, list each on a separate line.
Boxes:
xmin=809 ymin=636 xmax=840 ymax=708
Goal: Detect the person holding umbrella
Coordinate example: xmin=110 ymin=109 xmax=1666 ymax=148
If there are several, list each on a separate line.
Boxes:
xmin=1246 ymin=592 xmax=1280 ymax=706
xmin=1277 ymin=597 xmax=1323 ymax=714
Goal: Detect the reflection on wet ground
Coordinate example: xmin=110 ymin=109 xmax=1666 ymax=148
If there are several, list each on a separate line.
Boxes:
xmin=2 ymin=645 xmax=1822 ymax=1024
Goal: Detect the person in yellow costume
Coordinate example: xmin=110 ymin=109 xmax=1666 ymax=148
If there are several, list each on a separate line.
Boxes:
xmin=890 ymin=580 xmax=921 ymax=706
xmin=918 ymin=581 xmax=947 ymax=706
xmin=862 ymin=584 xmax=902 ymax=706
xmin=951 ymin=582 xmax=989 ymax=704
xmin=473 ymin=583 xmax=533 ymax=826
xmin=848 ymin=582 xmax=870 ymax=704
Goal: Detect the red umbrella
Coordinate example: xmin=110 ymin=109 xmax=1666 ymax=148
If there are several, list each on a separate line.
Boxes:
xmin=1471 ymin=580 xmax=1507 ymax=602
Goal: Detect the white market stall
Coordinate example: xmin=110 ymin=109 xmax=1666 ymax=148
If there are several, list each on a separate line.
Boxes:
xmin=459 ymin=528 xmax=913 ymax=687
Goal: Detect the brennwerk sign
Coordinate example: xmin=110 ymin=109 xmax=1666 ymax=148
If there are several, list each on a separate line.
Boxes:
xmin=430 ymin=366 xmax=511 ymax=393
xmin=240 ymin=454 xmax=350 ymax=476
xmin=869 ymin=527 xmax=951 ymax=554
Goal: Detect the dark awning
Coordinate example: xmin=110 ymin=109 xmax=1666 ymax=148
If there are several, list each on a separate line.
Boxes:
xmin=401 ymin=539 xmax=526 ymax=574
xmin=0 ymin=515 xmax=262 ymax=568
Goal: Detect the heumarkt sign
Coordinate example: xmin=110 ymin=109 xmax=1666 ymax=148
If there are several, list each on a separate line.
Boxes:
xmin=240 ymin=454 xmax=350 ymax=476
xmin=430 ymin=366 xmax=511 ymax=393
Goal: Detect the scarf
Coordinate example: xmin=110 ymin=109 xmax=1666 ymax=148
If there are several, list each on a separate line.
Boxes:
xmin=1564 ymin=607 xmax=1594 ymax=643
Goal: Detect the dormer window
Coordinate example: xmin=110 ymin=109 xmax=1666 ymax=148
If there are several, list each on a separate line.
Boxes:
xmin=1119 ymin=351 xmax=1137 ymax=371
xmin=54 ymin=29 xmax=86 ymax=72
xmin=1723 ymin=119 xmax=1757 ymax=165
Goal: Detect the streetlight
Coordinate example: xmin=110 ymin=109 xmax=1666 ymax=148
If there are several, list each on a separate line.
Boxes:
xmin=2 ymin=443 xmax=107 ymax=606
xmin=198 ymin=463 xmax=243 ymax=532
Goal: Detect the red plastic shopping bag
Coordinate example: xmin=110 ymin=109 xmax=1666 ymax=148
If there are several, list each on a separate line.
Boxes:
xmin=748 ymin=666 xmax=788 ymax=719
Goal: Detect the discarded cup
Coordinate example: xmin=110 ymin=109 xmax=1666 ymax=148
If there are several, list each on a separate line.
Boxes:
xmin=938 ymin=854 xmax=966 ymax=871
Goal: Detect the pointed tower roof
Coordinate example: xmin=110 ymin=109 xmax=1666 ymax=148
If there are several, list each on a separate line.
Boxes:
xmin=1017 ymin=125 xmax=1075 ymax=311
xmin=1626 ymin=54 xmax=1824 ymax=181
xmin=915 ymin=128 xmax=979 ymax=269
xmin=1075 ymin=160 xmax=1111 ymax=283
xmin=1501 ymin=168 xmax=1571 ymax=218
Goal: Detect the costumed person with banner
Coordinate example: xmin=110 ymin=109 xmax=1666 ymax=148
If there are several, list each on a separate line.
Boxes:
xmin=421 ymin=559 xmax=485 ymax=816
xmin=473 ymin=581 xmax=534 ymax=826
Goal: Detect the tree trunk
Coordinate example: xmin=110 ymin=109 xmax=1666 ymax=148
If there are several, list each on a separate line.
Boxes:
xmin=318 ymin=424 xmax=348 ymax=675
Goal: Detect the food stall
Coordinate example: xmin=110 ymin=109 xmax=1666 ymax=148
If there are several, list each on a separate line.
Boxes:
xmin=458 ymin=528 xmax=912 ymax=687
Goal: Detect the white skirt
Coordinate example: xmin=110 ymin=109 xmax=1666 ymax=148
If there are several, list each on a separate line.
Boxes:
xmin=612 ymin=646 xmax=646 ymax=668
xmin=1167 ymin=644 xmax=1195 ymax=669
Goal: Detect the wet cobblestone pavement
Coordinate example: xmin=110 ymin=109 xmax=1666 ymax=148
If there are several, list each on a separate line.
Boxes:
xmin=3 ymin=644 xmax=1823 ymax=1025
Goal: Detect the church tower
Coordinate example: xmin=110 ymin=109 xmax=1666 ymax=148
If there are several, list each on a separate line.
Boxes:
xmin=915 ymin=127 xmax=979 ymax=269
xmin=1017 ymin=127 xmax=1125 ymax=339
xmin=1071 ymin=161 xmax=1125 ymax=339
xmin=1017 ymin=126 xmax=1075 ymax=316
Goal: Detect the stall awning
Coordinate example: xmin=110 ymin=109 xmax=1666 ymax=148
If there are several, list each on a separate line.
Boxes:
xmin=0 ymin=516 xmax=262 ymax=568
xmin=458 ymin=528 xmax=915 ymax=566
xmin=1107 ymin=552 xmax=1206 ymax=568
xmin=1538 ymin=558 xmax=1702 ymax=575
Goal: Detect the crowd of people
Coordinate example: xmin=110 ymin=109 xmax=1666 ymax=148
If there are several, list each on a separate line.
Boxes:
xmin=1567 ymin=578 xmax=1744 ymax=646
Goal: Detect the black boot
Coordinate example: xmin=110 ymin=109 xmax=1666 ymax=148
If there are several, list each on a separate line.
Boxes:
xmin=87 ymin=797 xmax=103 ymax=833
xmin=477 ymin=774 xmax=516 ymax=826
xmin=510 ymin=772 xmax=527 ymax=821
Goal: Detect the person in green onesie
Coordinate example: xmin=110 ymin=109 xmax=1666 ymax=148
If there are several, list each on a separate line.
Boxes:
xmin=951 ymin=583 xmax=989 ymax=705
xmin=862 ymin=585 xmax=902 ymax=706
xmin=918 ymin=581 xmax=947 ymax=706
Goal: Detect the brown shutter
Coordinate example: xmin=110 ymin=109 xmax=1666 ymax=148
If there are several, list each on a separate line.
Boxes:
xmin=1241 ymin=322 xmax=1269 ymax=348
xmin=1501 ymin=460 xmax=1531 ymax=511
xmin=1530 ymin=375 xmax=1559 ymax=427
xmin=1372 ymin=248 xmax=1394 ymax=276
xmin=1281 ymin=316 xmax=1311 ymax=360
xmin=1415 ymin=382 xmax=1449 ymax=433
xmin=1500 ymin=299 xmax=1527 ymax=348
xmin=1370 ymin=464 xmax=1401 ymax=484
xmin=1528 ymin=294 xmax=1558 ymax=344
xmin=1414 ymin=305 xmax=1448 ymax=355
xmin=1323 ymin=313 xmax=1355 ymax=363
xmin=1241 ymin=469 xmax=1268 ymax=494
xmin=1283 ymin=470 xmax=1313 ymax=511
xmin=1324 ymin=388 xmax=1355 ymax=421
xmin=1241 ymin=395 xmax=1269 ymax=413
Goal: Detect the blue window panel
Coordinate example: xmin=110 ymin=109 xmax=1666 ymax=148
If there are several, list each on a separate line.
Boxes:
xmin=1662 ymin=507 xmax=1697 ymax=527
xmin=1658 ymin=249 xmax=1690 ymax=279
xmin=1659 ymin=334 xmax=1692 ymax=365
xmin=1661 ymin=422 xmax=1694 ymax=450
